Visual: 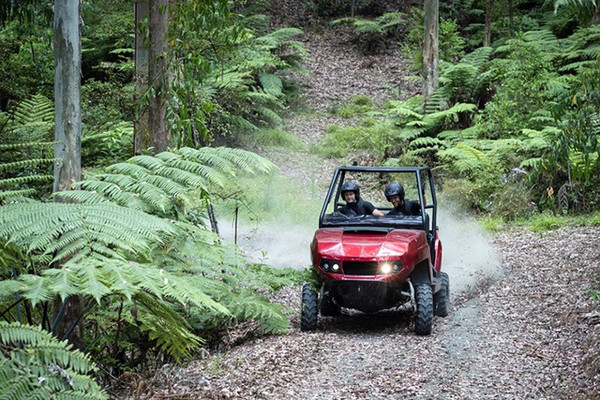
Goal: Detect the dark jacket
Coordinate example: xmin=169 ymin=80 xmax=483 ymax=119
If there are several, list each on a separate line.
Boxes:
xmin=339 ymin=198 xmax=377 ymax=216
xmin=387 ymin=199 xmax=420 ymax=216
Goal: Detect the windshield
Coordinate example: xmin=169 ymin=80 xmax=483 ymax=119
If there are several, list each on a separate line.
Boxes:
xmin=319 ymin=166 xmax=436 ymax=232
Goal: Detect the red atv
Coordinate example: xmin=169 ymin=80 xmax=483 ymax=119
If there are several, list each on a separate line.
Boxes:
xmin=301 ymin=166 xmax=449 ymax=335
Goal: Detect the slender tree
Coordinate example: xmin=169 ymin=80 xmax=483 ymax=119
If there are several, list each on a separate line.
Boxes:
xmin=423 ymin=0 xmax=439 ymax=104
xmin=52 ymin=0 xmax=84 ymax=348
xmin=484 ymin=0 xmax=493 ymax=46
xmin=148 ymin=0 xmax=171 ymax=153
xmin=134 ymin=2 xmax=150 ymax=154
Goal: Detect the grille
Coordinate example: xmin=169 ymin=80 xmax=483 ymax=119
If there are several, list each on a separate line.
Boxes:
xmin=343 ymin=261 xmax=379 ymax=275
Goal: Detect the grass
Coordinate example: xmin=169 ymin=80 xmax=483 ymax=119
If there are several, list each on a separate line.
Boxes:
xmin=480 ymin=211 xmax=600 ymax=233
xmin=312 ymin=120 xmax=394 ymax=158
xmin=330 ymin=95 xmax=375 ymax=118
xmin=242 ymin=128 xmax=304 ymax=150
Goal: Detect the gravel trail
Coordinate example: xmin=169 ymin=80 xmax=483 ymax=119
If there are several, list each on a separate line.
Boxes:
xmin=119 ymin=227 xmax=600 ymax=399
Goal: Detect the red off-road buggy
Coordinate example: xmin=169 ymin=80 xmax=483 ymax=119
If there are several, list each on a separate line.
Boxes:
xmin=301 ymin=166 xmax=449 ymax=335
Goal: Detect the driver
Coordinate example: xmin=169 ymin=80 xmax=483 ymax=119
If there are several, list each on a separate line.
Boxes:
xmin=339 ymin=181 xmax=384 ymax=217
xmin=384 ymin=182 xmax=421 ymax=216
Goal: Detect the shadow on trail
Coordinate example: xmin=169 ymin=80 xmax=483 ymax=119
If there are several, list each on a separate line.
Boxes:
xmin=317 ymin=306 xmax=415 ymax=335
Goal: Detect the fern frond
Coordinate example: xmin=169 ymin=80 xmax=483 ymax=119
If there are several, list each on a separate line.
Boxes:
xmin=461 ymin=46 xmax=493 ymax=68
xmin=409 ymin=137 xmax=445 ymax=148
xmin=396 ymin=127 xmax=427 ymax=140
xmin=12 ymin=94 xmax=54 ymax=126
xmin=259 ymin=73 xmax=283 ymax=97
xmin=255 ymin=106 xmax=283 ymax=125
xmin=0 ymin=202 xmax=175 ymax=263
xmin=387 ymin=101 xmax=424 ymax=119
xmin=222 ymin=290 xmax=289 ymax=334
xmin=439 ymin=143 xmax=489 ymax=173
xmin=0 ymin=321 xmax=106 ymax=399
xmin=0 ymin=158 xmax=56 ymax=172
xmin=133 ymin=292 xmax=203 ymax=360
xmin=0 ymin=175 xmax=54 ymax=188
xmin=520 ymin=157 xmax=543 ymax=168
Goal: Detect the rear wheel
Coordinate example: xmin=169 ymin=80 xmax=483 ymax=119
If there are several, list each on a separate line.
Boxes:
xmin=434 ymin=272 xmax=450 ymax=317
xmin=414 ymin=284 xmax=433 ymax=335
xmin=301 ymin=283 xmax=318 ymax=331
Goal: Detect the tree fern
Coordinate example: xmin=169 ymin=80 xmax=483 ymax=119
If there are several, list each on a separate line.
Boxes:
xmin=0 ymin=321 xmax=106 ymax=400
xmin=0 ymin=146 xmax=294 ymax=361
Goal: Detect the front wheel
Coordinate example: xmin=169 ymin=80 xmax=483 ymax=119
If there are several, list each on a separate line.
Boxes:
xmin=434 ymin=272 xmax=450 ymax=317
xmin=300 ymin=283 xmax=318 ymax=331
xmin=414 ymin=284 xmax=433 ymax=335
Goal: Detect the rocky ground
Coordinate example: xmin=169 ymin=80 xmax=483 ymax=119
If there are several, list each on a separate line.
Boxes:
xmin=111 ymin=20 xmax=600 ymax=400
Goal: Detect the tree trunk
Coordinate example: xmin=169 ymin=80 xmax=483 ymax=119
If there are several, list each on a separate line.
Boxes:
xmin=422 ymin=0 xmax=439 ymax=104
xmin=53 ymin=0 xmax=84 ymax=349
xmin=54 ymin=0 xmax=81 ymax=193
xmin=149 ymin=0 xmax=171 ymax=153
xmin=134 ymin=2 xmax=150 ymax=154
xmin=484 ymin=0 xmax=493 ymax=46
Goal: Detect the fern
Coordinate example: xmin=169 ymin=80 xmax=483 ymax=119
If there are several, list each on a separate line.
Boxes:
xmin=0 ymin=201 xmax=175 ymax=264
xmin=258 ymin=73 xmax=283 ymax=97
xmin=0 ymin=321 xmax=106 ymax=400
xmin=0 ymin=146 xmax=293 ymax=361
xmin=12 ymin=94 xmax=54 ymax=126
xmin=439 ymin=143 xmax=490 ymax=174
xmin=0 ymin=95 xmax=56 ymax=203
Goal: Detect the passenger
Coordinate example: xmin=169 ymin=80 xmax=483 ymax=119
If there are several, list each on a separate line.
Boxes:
xmin=384 ymin=182 xmax=421 ymax=216
xmin=339 ymin=181 xmax=384 ymax=217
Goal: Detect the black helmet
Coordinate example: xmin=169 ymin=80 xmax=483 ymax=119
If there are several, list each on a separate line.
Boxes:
xmin=341 ymin=181 xmax=360 ymax=199
xmin=384 ymin=182 xmax=405 ymax=200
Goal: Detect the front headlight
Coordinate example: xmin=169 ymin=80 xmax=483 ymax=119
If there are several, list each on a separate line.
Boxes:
xmin=320 ymin=260 xmax=341 ymax=273
xmin=379 ymin=261 xmax=402 ymax=274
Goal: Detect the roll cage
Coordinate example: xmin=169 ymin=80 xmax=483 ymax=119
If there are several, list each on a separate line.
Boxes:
xmin=318 ymin=166 xmax=438 ymax=240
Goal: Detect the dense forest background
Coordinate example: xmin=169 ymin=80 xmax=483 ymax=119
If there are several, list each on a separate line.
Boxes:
xmin=0 ymin=0 xmax=599 ymax=398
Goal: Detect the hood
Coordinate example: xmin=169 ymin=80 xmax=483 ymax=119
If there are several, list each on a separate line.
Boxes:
xmin=312 ymin=227 xmax=426 ymax=260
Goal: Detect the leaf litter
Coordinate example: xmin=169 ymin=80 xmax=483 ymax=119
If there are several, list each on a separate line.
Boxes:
xmin=113 ymin=226 xmax=600 ymax=399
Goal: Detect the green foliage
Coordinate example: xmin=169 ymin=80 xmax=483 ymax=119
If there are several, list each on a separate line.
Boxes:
xmin=477 ymin=36 xmax=559 ymax=138
xmin=554 ymin=0 xmax=600 ymax=26
xmin=81 ymin=0 xmax=133 ymax=82
xmin=404 ymin=8 xmax=465 ymax=71
xmin=81 ymin=79 xmax=134 ymax=130
xmin=316 ymin=119 xmax=396 ymax=159
xmin=0 ymin=94 xmax=55 ymax=202
xmin=558 ymin=25 xmax=600 ymax=73
xmin=331 ymin=12 xmax=406 ymax=54
xmin=331 ymin=95 xmax=376 ymax=118
xmin=0 ymin=147 xmax=293 ymax=365
xmin=240 ymin=128 xmax=304 ymax=149
xmin=0 ymin=321 xmax=107 ymax=400
xmin=163 ymin=2 xmax=308 ymax=147
xmin=81 ymin=121 xmax=133 ymax=167
xmin=0 ymin=19 xmax=54 ymax=103
xmin=528 ymin=60 xmax=600 ymax=212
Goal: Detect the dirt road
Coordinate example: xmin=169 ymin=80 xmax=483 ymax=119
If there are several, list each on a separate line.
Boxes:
xmin=124 ymin=226 xmax=599 ymax=399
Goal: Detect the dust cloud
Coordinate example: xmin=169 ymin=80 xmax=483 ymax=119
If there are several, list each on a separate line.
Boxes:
xmin=217 ymin=199 xmax=504 ymax=297
xmin=218 ymin=216 xmax=316 ymax=269
xmin=437 ymin=207 xmax=504 ymax=296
